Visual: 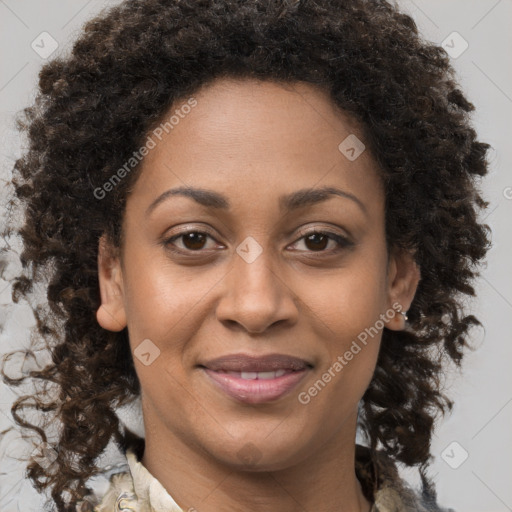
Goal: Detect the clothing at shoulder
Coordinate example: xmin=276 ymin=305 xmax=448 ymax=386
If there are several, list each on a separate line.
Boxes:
xmin=78 ymin=438 xmax=454 ymax=512
xmin=354 ymin=445 xmax=454 ymax=512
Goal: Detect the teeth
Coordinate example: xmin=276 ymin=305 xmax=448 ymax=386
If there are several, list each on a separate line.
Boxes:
xmin=255 ymin=371 xmax=277 ymax=380
xmin=241 ymin=371 xmax=258 ymax=380
xmin=228 ymin=369 xmax=289 ymax=380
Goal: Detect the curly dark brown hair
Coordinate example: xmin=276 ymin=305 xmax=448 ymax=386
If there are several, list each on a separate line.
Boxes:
xmin=1 ymin=0 xmax=491 ymax=510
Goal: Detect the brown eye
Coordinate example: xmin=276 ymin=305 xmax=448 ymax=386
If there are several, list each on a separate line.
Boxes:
xmin=303 ymin=232 xmax=330 ymax=251
xmin=181 ymin=232 xmax=208 ymax=250
xmin=164 ymin=230 xmax=218 ymax=253
xmin=291 ymin=230 xmax=352 ymax=254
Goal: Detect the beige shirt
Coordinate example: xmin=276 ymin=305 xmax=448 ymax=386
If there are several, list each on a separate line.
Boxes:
xmin=82 ymin=443 xmax=451 ymax=512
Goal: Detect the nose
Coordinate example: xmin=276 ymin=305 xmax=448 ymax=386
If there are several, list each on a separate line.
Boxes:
xmin=215 ymin=241 xmax=299 ymax=334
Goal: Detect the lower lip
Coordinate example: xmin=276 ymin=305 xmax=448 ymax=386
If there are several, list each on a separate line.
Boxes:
xmin=202 ymin=368 xmax=309 ymax=404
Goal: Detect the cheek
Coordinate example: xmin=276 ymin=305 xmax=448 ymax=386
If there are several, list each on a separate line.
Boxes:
xmin=296 ymin=251 xmax=387 ymax=399
xmin=298 ymin=288 xmax=382 ymax=431
xmin=120 ymin=246 xmax=211 ymax=341
xmin=300 ymin=252 xmax=389 ymax=340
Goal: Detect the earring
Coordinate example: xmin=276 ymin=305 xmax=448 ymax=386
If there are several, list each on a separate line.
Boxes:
xmin=401 ymin=311 xmax=408 ymax=322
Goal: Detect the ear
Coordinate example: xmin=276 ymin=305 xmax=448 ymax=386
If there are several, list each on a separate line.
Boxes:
xmin=385 ymin=247 xmax=421 ymax=331
xmin=96 ymin=234 xmax=127 ymax=332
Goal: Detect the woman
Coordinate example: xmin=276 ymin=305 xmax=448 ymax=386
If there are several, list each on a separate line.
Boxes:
xmin=0 ymin=0 xmax=490 ymax=511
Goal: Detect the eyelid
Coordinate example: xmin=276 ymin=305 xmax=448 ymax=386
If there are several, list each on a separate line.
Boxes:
xmin=293 ymin=225 xmax=351 ymax=240
xmin=162 ymin=226 xmax=224 ymax=252
xmin=291 ymin=227 xmax=354 ymax=251
xmin=163 ymin=224 xmax=353 ymax=256
xmin=165 ymin=224 xmax=218 ymax=238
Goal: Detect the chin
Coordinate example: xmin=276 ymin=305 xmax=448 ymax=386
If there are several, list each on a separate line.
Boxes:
xmin=204 ymin=433 xmax=311 ymax=472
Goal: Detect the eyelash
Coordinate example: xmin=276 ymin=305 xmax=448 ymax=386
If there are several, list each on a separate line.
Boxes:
xmin=163 ymin=228 xmax=353 ymax=256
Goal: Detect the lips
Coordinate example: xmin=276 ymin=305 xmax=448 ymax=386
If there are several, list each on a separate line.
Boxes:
xmin=221 ymin=369 xmax=288 ymax=380
xmin=199 ymin=353 xmax=312 ymax=404
xmin=201 ymin=353 xmax=312 ymax=372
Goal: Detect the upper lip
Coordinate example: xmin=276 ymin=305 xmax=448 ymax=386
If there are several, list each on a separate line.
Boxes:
xmin=200 ymin=353 xmax=313 ymax=372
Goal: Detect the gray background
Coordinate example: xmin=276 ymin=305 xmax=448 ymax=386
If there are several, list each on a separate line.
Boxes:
xmin=1 ymin=1 xmax=511 ymax=511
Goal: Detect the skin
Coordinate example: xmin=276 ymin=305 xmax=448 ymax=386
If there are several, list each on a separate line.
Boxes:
xmin=96 ymin=78 xmax=420 ymax=512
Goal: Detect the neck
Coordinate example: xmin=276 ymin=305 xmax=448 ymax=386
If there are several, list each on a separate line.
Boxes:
xmin=140 ymin=413 xmax=372 ymax=512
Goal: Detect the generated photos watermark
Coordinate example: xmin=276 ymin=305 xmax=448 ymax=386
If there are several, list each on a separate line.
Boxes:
xmin=298 ymin=302 xmax=403 ymax=405
xmin=93 ymin=97 xmax=197 ymax=200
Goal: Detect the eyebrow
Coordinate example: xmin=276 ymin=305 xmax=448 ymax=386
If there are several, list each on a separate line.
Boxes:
xmin=145 ymin=185 xmax=367 ymax=217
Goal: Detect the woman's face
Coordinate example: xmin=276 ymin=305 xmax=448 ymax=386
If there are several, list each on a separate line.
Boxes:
xmin=97 ymin=78 xmax=419 ymax=471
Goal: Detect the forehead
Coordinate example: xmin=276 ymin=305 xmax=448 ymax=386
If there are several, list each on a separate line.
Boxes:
xmin=130 ymin=77 xmax=383 ymax=216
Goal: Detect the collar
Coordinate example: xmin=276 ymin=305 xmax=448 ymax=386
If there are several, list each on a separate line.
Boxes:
xmin=123 ymin=445 xmax=183 ymax=512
